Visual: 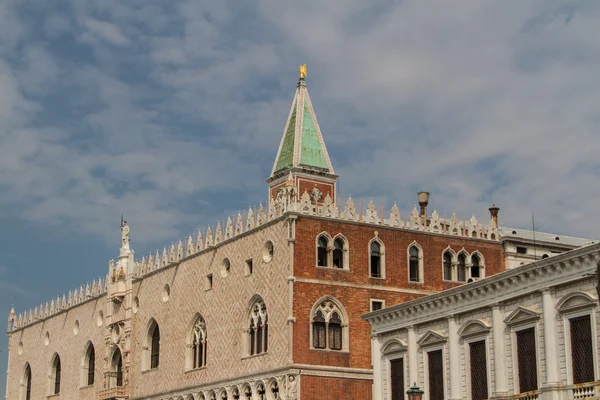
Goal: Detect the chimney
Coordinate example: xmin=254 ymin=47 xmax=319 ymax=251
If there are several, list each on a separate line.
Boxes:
xmin=489 ymin=204 xmax=500 ymax=225
xmin=418 ymin=192 xmax=430 ymax=217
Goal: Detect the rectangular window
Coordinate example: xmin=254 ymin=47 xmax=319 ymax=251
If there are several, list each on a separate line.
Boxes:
xmin=469 ymin=340 xmax=488 ymax=400
xmin=516 ymin=246 xmax=527 ymax=254
xmin=329 ymin=324 xmax=342 ymax=350
xmin=371 ymin=256 xmax=381 ymax=278
xmin=206 ymin=274 xmax=213 ymax=290
xmin=390 ymin=358 xmax=405 ymax=400
xmin=312 ymin=322 xmax=326 ymax=349
xmin=516 ymin=327 xmax=538 ymax=393
xmin=245 ymin=259 xmax=253 ymax=276
xmin=570 ymin=315 xmax=595 ymax=384
xmin=371 ymin=300 xmax=384 ymax=312
xmin=428 ymin=350 xmax=444 ymax=400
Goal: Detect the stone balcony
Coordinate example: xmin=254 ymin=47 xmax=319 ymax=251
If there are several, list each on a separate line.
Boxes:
xmin=98 ymin=386 xmax=129 ymax=400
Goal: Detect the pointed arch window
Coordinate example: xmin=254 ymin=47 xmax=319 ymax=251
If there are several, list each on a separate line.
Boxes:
xmin=317 ymin=236 xmax=328 ymax=267
xmin=24 ymin=364 xmax=32 ymax=400
xmin=409 ymin=246 xmax=419 ymax=282
xmin=471 ymin=253 xmax=482 ymax=279
xmin=312 ymin=310 xmax=327 ymax=349
xmin=190 ymin=315 xmax=207 ymax=369
xmin=333 ymin=238 xmax=344 ymax=268
xmin=370 ymin=241 xmax=382 ymax=278
xmin=310 ymin=299 xmax=348 ymax=352
xmin=443 ymin=251 xmax=453 ymax=281
xmin=52 ymin=355 xmax=61 ymax=395
xmin=457 ymin=253 xmax=467 ymax=282
xmin=86 ymin=344 xmax=95 ymax=386
xmin=248 ymin=298 xmax=268 ymax=356
xmin=110 ymin=349 xmax=123 ymax=388
xmin=150 ymin=324 xmax=160 ymax=368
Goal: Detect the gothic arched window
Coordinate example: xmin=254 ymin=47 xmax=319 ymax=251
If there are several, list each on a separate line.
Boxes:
xmin=110 ymin=349 xmax=123 ymax=388
xmin=317 ymin=236 xmax=328 ymax=267
xmin=471 ymin=253 xmax=483 ymax=279
xmin=443 ymin=251 xmax=453 ymax=281
xmin=457 ymin=253 xmax=467 ymax=282
xmin=370 ymin=241 xmax=382 ymax=278
xmin=312 ymin=310 xmax=326 ymax=349
xmin=23 ymin=363 xmax=31 ymax=400
xmin=310 ymin=298 xmax=348 ymax=352
xmin=248 ymin=298 xmax=268 ymax=356
xmin=189 ymin=315 xmax=207 ymax=369
xmin=333 ymin=238 xmax=344 ymax=268
xmin=409 ymin=246 xmax=420 ymax=282
xmin=151 ymin=324 xmax=160 ymax=368
xmin=52 ymin=355 xmax=61 ymax=395
xmin=144 ymin=320 xmax=160 ymax=370
xmin=86 ymin=343 xmax=95 ymax=386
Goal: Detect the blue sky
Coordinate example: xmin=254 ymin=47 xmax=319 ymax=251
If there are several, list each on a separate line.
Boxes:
xmin=2 ymin=0 xmax=600 ymax=392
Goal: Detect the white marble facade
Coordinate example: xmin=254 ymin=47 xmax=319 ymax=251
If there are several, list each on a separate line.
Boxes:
xmin=365 ymin=243 xmax=600 ymax=400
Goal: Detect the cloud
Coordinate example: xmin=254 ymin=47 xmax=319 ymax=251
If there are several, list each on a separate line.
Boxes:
xmin=0 ymin=0 xmax=598 ymax=253
xmin=81 ymin=17 xmax=131 ymax=47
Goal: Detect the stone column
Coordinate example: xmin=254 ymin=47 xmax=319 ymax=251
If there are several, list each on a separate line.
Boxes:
xmin=492 ymin=305 xmax=508 ymax=396
xmin=448 ymin=316 xmax=462 ymax=399
xmin=408 ymin=326 xmax=419 ymax=386
xmin=371 ymin=335 xmax=383 ymax=400
xmin=542 ymin=289 xmax=559 ymax=385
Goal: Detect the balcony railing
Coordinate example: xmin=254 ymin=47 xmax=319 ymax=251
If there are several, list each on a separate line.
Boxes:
xmin=513 ymin=391 xmax=539 ymax=400
xmin=97 ymin=386 xmax=129 ymax=400
xmin=572 ymin=381 xmax=600 ymax=399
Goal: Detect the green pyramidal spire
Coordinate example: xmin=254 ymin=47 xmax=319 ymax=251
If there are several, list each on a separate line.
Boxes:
xmin=271 ymin=70 xmax=335 ymax=177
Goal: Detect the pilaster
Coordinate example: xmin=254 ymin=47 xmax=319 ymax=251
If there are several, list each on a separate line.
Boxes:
xmin=371 ymin=335 xmax=382 ymax=400
xmin=408 ymin=326 xmax=419 ymax=386
xmin=448 ymin=316 xmax=462 ymax=399
xmin=492 ymin=305 xmax=508 ymax=396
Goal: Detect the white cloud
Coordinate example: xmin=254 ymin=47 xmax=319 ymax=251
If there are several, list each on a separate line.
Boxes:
xmin=82 ymin=17 xmax=131 ymax=47
xmin=0 ymin=0 xmax=599 ymax=250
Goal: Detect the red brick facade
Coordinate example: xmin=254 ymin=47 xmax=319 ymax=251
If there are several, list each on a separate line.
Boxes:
xmin=292 ymin=216 xmax=505 ymax=398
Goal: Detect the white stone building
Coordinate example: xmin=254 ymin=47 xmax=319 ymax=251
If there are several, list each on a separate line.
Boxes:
xmin=499 ymin=226 xmax=595 ymax=270
xmin=364 ymin=242 xmax=600 ymax=400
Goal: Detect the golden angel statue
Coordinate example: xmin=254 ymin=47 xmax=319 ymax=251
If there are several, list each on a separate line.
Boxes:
xmin=299 ymin=64 xmax=307 ymax=79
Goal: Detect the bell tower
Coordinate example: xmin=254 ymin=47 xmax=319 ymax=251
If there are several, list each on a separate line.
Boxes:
xmin=267 ymin=65 xmax=338 ymax=206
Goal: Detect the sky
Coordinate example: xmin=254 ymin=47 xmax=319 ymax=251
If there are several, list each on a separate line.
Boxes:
xmin=2 ymin=0 xmax=600 ymax=393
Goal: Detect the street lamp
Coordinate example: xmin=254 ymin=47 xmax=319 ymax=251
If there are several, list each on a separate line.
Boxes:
xmin=406 ymin=383 xmax=424 ymax=400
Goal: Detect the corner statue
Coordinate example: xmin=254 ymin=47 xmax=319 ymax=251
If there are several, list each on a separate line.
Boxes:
xmin=299 ymin=64 xmax=307 ymax=79
xmin=121 ymin=219 xmax=130 ymax=248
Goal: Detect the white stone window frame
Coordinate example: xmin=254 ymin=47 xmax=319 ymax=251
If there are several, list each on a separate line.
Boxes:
xmin=315 ymin=232 xmax=332 ymax=268
xmin=80 ymin=341 xmax=95 ymax=388
xmin=243 ymin=295 xmax=268 ymax=358
xmin=381 ymin=339 xmax=407 ymax=400
xmin=407 ymin=241 xmax=423 ymax=284
xmin=47 ymin=352 xmax=61 ymax=396
xmin=19 ymin=362 xmax=31 ymax=400
xmin=308 ymin=296 xmax=350 ymax=352
xmin=468 ymin=251 xmax=485 ymax=281
xmin=142 ymin=318 xmax=160 ymax=371
xmin=185 ymin=313 xmax=208 ymax=371
xmin=331 ymin=234 xmax=350 ymax=270
xmin=441 ymin=246 xmax=457 ymax=282
xmin=422 ymin=343 xmax=447 ymax=400
xmin=556 ymin=291 xmax=598 ymax=386
xmin=456 ymin=249 xmax=470 ymax=283
xmin=370 ymin=298 xmax=386 ymax=312
xmin=459 ymin=320 xmax=492 ymax=400
xmin=369 ymin=237 xmax=386 ymax=279
xmin=108 ymin=345 xmax=123 ymax=388
xmin=505 ymin=312 xmax=541 ymax=395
